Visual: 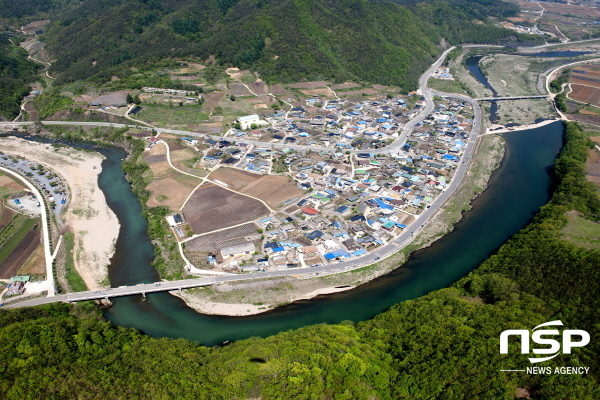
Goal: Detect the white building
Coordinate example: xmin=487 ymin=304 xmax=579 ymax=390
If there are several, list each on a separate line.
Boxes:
xmin=217 ymin=243 xmax=256 ymax=262
xmin=237 ymin=114 xmax=267 ymax=130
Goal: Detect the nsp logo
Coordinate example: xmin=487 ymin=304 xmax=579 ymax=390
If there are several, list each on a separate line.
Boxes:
xmin=500 ymin=320 xmax=590 ymax=363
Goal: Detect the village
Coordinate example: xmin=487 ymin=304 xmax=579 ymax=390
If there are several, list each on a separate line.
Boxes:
xmin=159 ymin=92 xmax=475 ymax=275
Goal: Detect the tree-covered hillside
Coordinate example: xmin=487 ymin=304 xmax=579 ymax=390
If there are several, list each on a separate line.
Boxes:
xmin=41 ymin=0 xmax=545 ymax=89
xmin=0 ymin=36 xmax=40 ymax=120
xmin=1 ymin=123 xmax=599 ymax=399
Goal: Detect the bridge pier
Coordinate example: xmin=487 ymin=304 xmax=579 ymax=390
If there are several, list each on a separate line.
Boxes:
xmin=178 ymin=287 xmax=182 ymax=294
xmin=142 ymin=292 xmax=146 ymax=298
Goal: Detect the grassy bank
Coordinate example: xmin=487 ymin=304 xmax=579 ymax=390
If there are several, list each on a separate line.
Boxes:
xmin=62 ymin=232 xmax=88 ymax=292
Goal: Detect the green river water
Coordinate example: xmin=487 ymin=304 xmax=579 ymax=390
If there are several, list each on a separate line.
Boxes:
xmin=79 ymin=121 xmax=565 ymax=346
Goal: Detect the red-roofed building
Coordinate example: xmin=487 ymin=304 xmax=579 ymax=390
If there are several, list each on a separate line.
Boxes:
xmin=302 ymin=207 xmax=319 ymax=215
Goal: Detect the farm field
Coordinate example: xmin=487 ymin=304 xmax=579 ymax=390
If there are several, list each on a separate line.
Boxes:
xmin=0 ymin=174 xmax=25 ymax=197
xmin=17 ymin=243 xmax=45 ymax=275
xmin=0 ymin=217 xmax=40 ymax=279
xmin=300 ymin=88 xmax=335 ymax=98
xmin=586 ymin=147 xmax=600 ymax=186
xmin=511 ymin=0 xmax=600 ymax=39
xmin=185 ymin=223 xmax=259 ymax=252
xmin=268 ymin=84 xmax=287 ymax=95
xmin=204 ymin=91 xmax=225 ymax=112
xmin=240 ymin=175 xmax=303 ymax=208
xmin=136 ymin=104 xmax=209 ymax=127
xmin=144 ymin=144 xmax=170 ymax=176
xmin=0 ymin=206 xmax=16 ymax=230
xmin=569 ymin=65 xmax=600 ymax=106
xmin=229 ymin=83 xmax=253 ymax=96
xmin=182 ymin=183 xmax=269 ymax=234
xmin=146 ymin=178 xmax=195 ymax=211
xmin=337 ymin=88 xmax=380 ymax=96
xmin=330 ymin=83 xmax=361 ymax=90
xmin=208 ymin=167 xmax=261 ymax=190
xmin=286 ymin=81 xmax=331 ymax=89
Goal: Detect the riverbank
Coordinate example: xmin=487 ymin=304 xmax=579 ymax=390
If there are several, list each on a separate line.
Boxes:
xmin=171 ymin=132 xmax=505 ymax=316
xmin=0 ymin=137 xmax=119 ymax=290
xmin=488 ymin=118 xmax=560 ymax=133
xmin=170 ymin=285 xmax=357 ymax=316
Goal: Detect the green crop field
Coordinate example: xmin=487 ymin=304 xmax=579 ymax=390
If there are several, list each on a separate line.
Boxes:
xmin=136 ymin=104 xmax=210 ymax=126
xmin=0 ymin=217 xmax=37 ymax=264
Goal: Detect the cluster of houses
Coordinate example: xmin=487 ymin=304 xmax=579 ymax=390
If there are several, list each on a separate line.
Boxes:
xmin=171 ymin=95 xmax=475 ymax=273
xmin=227 ymin=96 xmax=426 ymax=151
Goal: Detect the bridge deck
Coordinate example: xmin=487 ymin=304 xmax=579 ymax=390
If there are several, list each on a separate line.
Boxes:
xmin=4 ymin=278 xmax=215 ymax=308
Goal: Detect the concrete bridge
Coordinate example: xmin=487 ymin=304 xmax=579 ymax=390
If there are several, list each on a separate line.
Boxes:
xmin=475 ymin=95 xmax=550 ymax=101
xmin=3 ymin=278 xmax=216 ymax=308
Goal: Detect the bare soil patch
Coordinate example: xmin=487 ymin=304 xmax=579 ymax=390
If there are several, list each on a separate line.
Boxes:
xmin=146 ymin=178 xmax=194 ymax=210
xmin=208 ymin=167 xmax=261 ymax=190
xmin=24 ymin=102 xmax=38 ymax=121
xmin=0 ymin=175 xmax=24 ymax=191
xmin=300 ymin=88 xmax=335 ymax=98
xmin=185 ymin=223 xmax=259 ymax=252
xmin=586 ymin=148 xmax=600 ymax=186
xmin=566 ymin=113 xmax=600 ymax=127
xmin=286 ymin=81 xmax=331 ymax=89
xmin=569 ymin=84 xmax=600 ymax=105
xmin=196 ymin=123 xmax=223 ymax=134
xmin=166 ymin=140 xmax=185 ymax=151
xmin=330 ymin=83 xmax=360 ymax=90
xmin=90 ymin=91 xmax=129 ymax=106
xmin=247 ymin=95 xmax=274 ymax=104
xmin=21 ymin=20 xmax=50 ymax=35
xmin=337 ymin=88 xmax=380 ymax=96
xmin=144 ymin=145 xmax=170 ymax=176
xmin=0 ymin=230 xmax=40 ymax=279
xmin=250 ymin=81 xmax=267 ymax=95
xmin=18 ymin=243 xmax=45 ymax=275
xmin=183 ymin=183 xmax=269 ymax=234
xmin=268 ymin=84 xmax=287 ymax=95
xmin=580 ymin=109 xmax=600 ymax=115
xmin=204 ymin=91 xmax=225 ymax=112
xmin=229 ymin=83 xmax=253 ymax=96
xmin=240 ymin=175 xmax=303 ymax=208
xmin=0 ymin=207 xmax=16 ymax=229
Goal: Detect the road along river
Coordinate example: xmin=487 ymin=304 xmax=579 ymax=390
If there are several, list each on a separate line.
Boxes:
xmin=54 ymin=122 xmax=563 ymax=346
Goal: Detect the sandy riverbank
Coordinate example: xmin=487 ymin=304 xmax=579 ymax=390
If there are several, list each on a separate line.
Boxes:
xmin=0 ymin=137 xmax=119 ymax=290
xmin=487 ymin=118 xmax=561 ymax=134
xmin=171 ymin=285 xmax=356 ymax=316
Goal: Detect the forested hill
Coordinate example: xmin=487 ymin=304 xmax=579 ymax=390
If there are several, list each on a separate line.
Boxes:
xmin=0 ymin=37 xmax=41 ymax=120
xmin=42 ymin=0 xmax=545 ymax=89
xmin=1 ymin=122 xmax=599 ymax=399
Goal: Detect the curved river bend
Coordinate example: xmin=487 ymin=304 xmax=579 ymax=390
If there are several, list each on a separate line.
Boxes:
xmin=76 ymin=121 xmax=563 ymax=346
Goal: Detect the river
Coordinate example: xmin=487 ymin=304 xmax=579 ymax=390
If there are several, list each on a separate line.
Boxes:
xmin=466 ymin=55 xmax=498 ymax=123
xmin=91 ymin=122 xmax=564 ymax=346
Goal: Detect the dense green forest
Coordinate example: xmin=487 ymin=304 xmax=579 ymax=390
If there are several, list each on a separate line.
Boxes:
xmin=1 ymin=122 xmax=599 ymax=399
xmin=40 ymin=0 xmax=546 ymax=90
xmin=0 ymin=0 xmax=79 ymax=20
xmin=0 ymin=36 xmax=40 ymax=120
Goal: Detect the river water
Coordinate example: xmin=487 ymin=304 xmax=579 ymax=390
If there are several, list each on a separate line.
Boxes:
xmin=94 ymin=122 xmax=564 ymax=346
xmin=466 ymin=55 xmax=498 ymax=123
